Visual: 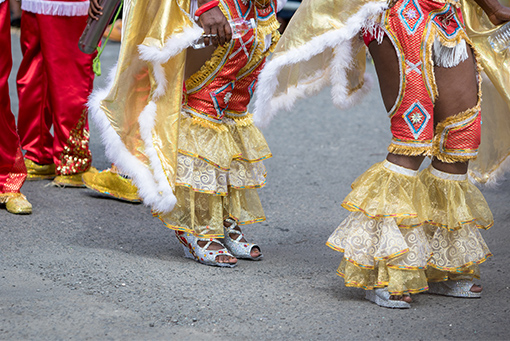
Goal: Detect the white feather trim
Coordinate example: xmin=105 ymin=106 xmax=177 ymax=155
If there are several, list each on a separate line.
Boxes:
xmin=433 ymin=38 xmax=469 ymax=68
xmin=277 ymin=0 xmax=288 ymax=12
xmin=253 ymin=2 xmax=387 ymax=128
xmin=88 ymin=64 xmax=177 ymax=213
xmin=89 ymin=24 xmax=206 ymax=213
xmin=21 ymin=0 xmax=89 ymax=16
xmin=138 ymin=25 xmax=203 ymax=65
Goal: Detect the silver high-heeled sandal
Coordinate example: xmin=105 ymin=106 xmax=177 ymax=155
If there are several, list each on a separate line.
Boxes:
xmin=428 ymin=280 xmax=482 ymax=298
xmin=365 ymin=288 xmax=411 ymax=309
xmin=222 ymin=218 xmax=263 ymax=260
xmin=175 ymin=231 xmax=237 ymax=268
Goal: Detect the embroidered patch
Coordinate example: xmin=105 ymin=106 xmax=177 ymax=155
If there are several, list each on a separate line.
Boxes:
xmin=210 ymin=82 xmax=236 ymax=118
xmin=431 ymin=6 xmax=462 ymax=38
xmin=398 ymin=0 xmax=424 ymax=35
xmin=402 ymin=102 xmax=431 ymax=139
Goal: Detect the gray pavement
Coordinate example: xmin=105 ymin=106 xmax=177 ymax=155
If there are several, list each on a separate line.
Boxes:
xmin=2 ymin=31 xmax=510 ymax=340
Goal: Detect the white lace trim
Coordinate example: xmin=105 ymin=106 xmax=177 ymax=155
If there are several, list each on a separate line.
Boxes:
xmin=383 ymin=160 xmax=418 ymax=177
xmin=430 ymin=166 xmax=467 ymax=181
xmin=176 ymin=153 xmax=267 ymax=194
xmin=21 ymin=0 xmax=89 ymax=16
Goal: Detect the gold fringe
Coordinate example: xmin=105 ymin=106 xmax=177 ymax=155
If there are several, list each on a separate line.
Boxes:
xmin=185 ymin=44 xmax=230 ymax=91
xmin=388 ymin=143 xmax=432 ymax=157
xmin=225 ymin=114 xmax=255 ymax=127
xmin=239 ymin=26 xmax=280 ymax=75
xmin=190 ymin=115 xmax=229 ymax=132
xmin=256 ymin=15 xmax=280 ymax=37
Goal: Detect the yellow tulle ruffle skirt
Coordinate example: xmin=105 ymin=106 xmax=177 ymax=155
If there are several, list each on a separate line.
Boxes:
xmin=157 ymin=114 xmax=270 ymax=238
xmin=327 ymin=161 xmax=493 ymax=295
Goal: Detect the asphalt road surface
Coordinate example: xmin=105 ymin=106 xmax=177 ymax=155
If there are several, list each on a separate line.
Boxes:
xmin=2 ymin=31 xmax=510 ymax=340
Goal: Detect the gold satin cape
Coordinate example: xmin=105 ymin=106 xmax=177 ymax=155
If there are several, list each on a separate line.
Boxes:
xmin=89 ymin=0 xmax=203 ymax=212
xmin=254 ymin=0 xmax=510 ymax=183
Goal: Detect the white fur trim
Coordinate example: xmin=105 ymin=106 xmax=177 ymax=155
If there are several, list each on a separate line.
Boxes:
xmin=88 ymin=64 xmax=176 ymax=213
xmin=0 ymin=0 xmax=6 ymax=5
xmin=138 ymin=25 xmax=203 ymax=66
xmin=21 ymin=0 xmax=89 ymax=16
xmin=433 ymin=38 xmax=469 ymax=68
xmin=88 ymin=25 xmax=206 ymax=213
xmin=253 ymin=2 xmax=387 ymax=128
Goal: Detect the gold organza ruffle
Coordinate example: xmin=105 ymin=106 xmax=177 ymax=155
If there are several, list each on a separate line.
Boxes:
xmin=419 ymin=167 xmax=493 ymax=231
xmin=157 ymin=186 xmax=265 ymax=237
xmin=329 ymin=161 xmax=493 ymax=295
xmin=426 ymin=264 xmax=481 ymax=282
xmin=178 ymin=113 xmax=272 ymax=171
xmin=342 ymin=161 xmax=429 ymax=228
xmin=175 ymin=153 xmax=267 ymax=195
xmin=337 ymin=259 xmax=428 ymax=295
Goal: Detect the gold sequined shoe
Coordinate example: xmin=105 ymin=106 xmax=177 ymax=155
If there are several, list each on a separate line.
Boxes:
xmin=82 ymin=168 xmax=141 ymax=203
xmin=52 ymin=167 xmax=98 ymax=188
xmin=0 ymin=193 xmax=32 ymax=215
xmin=24 ymin=158 xmax=56 ymax=180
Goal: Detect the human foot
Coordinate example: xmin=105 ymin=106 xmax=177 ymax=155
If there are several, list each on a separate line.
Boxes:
xmin=223 ymin=219 xmax=262 ymax=260
xmin=196 ymin=239 xmax=237 ymax=265
xmin=390 ymin=294 xmax=412 ymax=303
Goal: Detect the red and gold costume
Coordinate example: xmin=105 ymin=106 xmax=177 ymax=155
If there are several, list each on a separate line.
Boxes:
xmin=254 ymin=0 xmax=509 ymax=296
xmin=17 ymin=0 xmax=94 ymax=176
xmin=89 ymin=0 xmax=280 ymax=237
xmin=0 ymin=0 xmax=29 ymax=207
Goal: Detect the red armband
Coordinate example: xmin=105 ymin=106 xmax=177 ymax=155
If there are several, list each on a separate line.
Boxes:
xmin=195 ymin=1 xmax=220 ymax=17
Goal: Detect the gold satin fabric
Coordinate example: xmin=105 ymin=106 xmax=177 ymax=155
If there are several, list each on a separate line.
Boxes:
xmin=460 ymin=0 xmax=510 ymax=183
xmin=100 ymin=0 xmax=193 ymax=186
xmin=270 ymin=0 xmax=387 ymax=101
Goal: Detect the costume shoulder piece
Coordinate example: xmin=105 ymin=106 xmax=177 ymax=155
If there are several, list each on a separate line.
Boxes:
xmin=88 ymin=0 xmax=203 ymax=213
xmin=459 ymin=0 xmax=510 ymax=185
xmin=253 ymin=0 xmax=388 ymax=127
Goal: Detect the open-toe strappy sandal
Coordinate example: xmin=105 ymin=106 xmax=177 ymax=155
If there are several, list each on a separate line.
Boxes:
xmin=222 ymin=218 xmax=263 ymax=261
xmin=428 ymin=280 xmax=481 ymax=298
xmin=175 ymin=231 xmax=237 ymax=268
xmin=365 ymin=288 xmax=411 ymax=309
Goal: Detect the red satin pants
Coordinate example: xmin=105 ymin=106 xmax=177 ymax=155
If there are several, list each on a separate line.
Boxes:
xmin=0 ymin=1 xmax=27 ymax=194
xmin=17 ymin=11 xmax=94 ymax=175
